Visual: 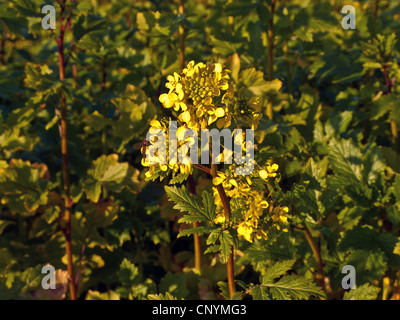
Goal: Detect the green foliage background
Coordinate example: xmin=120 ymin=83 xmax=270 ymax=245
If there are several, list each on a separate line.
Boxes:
xmin=0 ymin=0 xmax=400 ymax=300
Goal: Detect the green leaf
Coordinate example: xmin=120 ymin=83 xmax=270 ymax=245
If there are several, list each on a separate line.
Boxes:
xmin=12 ymin=0 xmax=40 ymax=17
xmin=165 ymin=185 xmax=204 ymax=216
xmin=169 ymin=173 xmax=189 ymax=185
xmin=238 ymin=68 xmax=282 ymax=96
xmin=369 ymin=94 xmax=397 ymax=121
xmin=345 ymin=249 xmax=387 ymax=283
xmin=343 ymin=284 xmax=380 ymax=300
xmin=148 ymin=292 xmax=180 ymax=300
xmin=73 ymin=13 xmax=107 ymax=42
xmin=220 ymin=230 xmax=234 ymax=263
xmin=210 ymin=36 xmax=242 ymax=56
xmin=118 ymin=258 xmax=140 ymax=288
xmin=263 ymin=274 xmax=325 ymax=300
xmin=217 ymin=281 xmax=230 ymax=300
xmin=201 ymin=190 xmax=217 ymax=221
xmin=206 ymin=229 xmax=221 ymax=245
xmin=0 ymin=159 xmax=49 ymax=214
xmin=178 ymin=226 xmax=216 ymax=238
xmin=262 ymin=259 xmax=296 ymax=283
xmin=362 ymin=145 xmax=385 ymax=184
xmin=159 ymin=272 xmax=188 ymax=300
xmin=82 ymin=180 xmax=101 ymax=203
xmin=178 ymin=214 xmax=208 ymax=224
xmin=86 ymin=290 xmax=120 ymax=300
xmin=328 ymin=139 xmax=362 ymax=184
xmin=392 ymin=175 xmax=400 ymax=204
xmin=204 ymin=245 xmax=220 ymax=254
xmin=337 ymin=207 xmax=364 ymax=230
xmin=382 ymin=147 xmax=400 ymax=173
xmin=325 ymin=111 xmax=353 ymax=138
xmin=250 ymin=286 xmax=270 ymax=300
xmin=83 ymin=154 xmax=137 ymax=202
xmin=117 ymin=259 xmax=155 ymax=299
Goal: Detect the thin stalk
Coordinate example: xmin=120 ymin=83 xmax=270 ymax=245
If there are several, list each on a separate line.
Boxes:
xmin=303 ymin=225 xmax=326 ymax=293
xmin=178 ymin=0 xmax=201 ymax=272
xmin=101 ymin=60 xmax=107 ymax=155
xmin=390 ymin=119 xmax=398 ymax=149
xmin=374 ymin=0 xmax=380 ymax=18
xmin=382 ymin=64 xmax=398 ymax=149
xmin=57 ymin=0 xmax=76 ymax=300
xmin=178 ymin=0 xmax=185 ymax=72
xmin=193 ymin=163 xmax=211 ymax=175
xmin=210 ymin=162 xmax=235 ymax=298
xmin=188 ymin=175 xmax=201 ymax=272
xmin=0 ymin=37 xmax=5 ymax=65
xmin=75 ymin=241 xmax=86 ymax=289
xmin=283 ymin=40 xmax=293 ymax=106
xmin=266 ymin=0 xmax=276 ymax=120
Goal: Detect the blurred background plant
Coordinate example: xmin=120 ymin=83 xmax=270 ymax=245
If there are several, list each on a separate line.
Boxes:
xmin=0 ymin=0 xmax=399 ymax=300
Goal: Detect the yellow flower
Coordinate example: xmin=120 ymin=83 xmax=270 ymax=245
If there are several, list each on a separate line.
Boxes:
xmin=259 ymin=163 xmax=279 ymax=180
xmin=142 ymin=119 xmax=194 ymax=179
xmin=212 ymin=171 xmax=226 ymax=186
xmin=255 ymin=229 xmax=268 ymax=241
xmin=213 ymin=214 xmax=225 ymax=224
xmin=159 ymin=61 xmax=234 ymax=131
xmin=272 ymin=206 xmax=289 ymax=231
xmin=237 ymin=222 xmax=253 ymax=243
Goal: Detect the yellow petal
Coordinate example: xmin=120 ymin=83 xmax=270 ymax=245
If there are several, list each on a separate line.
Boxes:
xmin=149 ymin=120 xmax=161 ymax=128
xmin=246 ymin=176 xmax=252 ymax=185
xmin=259 ymin=169 xmax=269 ymax=180
xmin=178 ymin=89 xmax=184 ymax=100
xmin=159 ymin=93 xmax=168 ymax=103
xmin=229 ymin=179 xmax=238 ymax=187
xmin=260 ymin=201 xmax=269 ymax=208
xmin=212 ymin=176 xmax=225 ymax=185
xmin=214 ymin=63 xmax=222 ymax=73
xmin=215 ymin=108 xmax=225 ymax=117
xmin=179 ymin=111 xmax=191 ymax=123
xmin=216 ymin=118 xmax=226 ymax=129
xmin=271 ymin=163 xmax=279 ymax=172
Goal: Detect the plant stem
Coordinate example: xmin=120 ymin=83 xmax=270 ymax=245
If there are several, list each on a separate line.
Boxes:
xmin=266 ymin=0 xmax=276 ymax=120
xmin=179 ymin=0 xmax=185 ymax=72
xmin=374 ymin=0 xmax=380 ymax=18
xmin=210 ymin=162 xmax=235 ymax=298
xmin=0 ymin=37 xmax=5 ymax=65
xmin=382 ymin=64 xmax=398 ymax=149
xmin=303 ymin=225 xmax=326 ymax=293
xmin=178 ymin=0 xmax=201 ymax=272
xmin=101 ymin=60 xmax=107 ymax=155
xmin=391 ymin=119 xmax=398 ymax=149
xmin=283 ymin=40 xmax=293 ymax=106
xmin=193 ymin=163 xmax=211 ymax=175
xmin=57 ymin=0 xmax=76 ymax=300
xmin=188 ymin=175 xmax=201 ymax=272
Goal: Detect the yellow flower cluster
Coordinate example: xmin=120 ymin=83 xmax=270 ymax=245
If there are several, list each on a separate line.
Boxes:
xmin=144 ymin=60 xmax=288 ymax=243
xmin=159 ymin=61 xmax=234 ymax=130
xmin=159 ymin=62 xmax=263 ymax=131
xmin=213 ymin=163 xmax=289 ymax=243
xmin=141 ymin=119 xmax=194 ymax=179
